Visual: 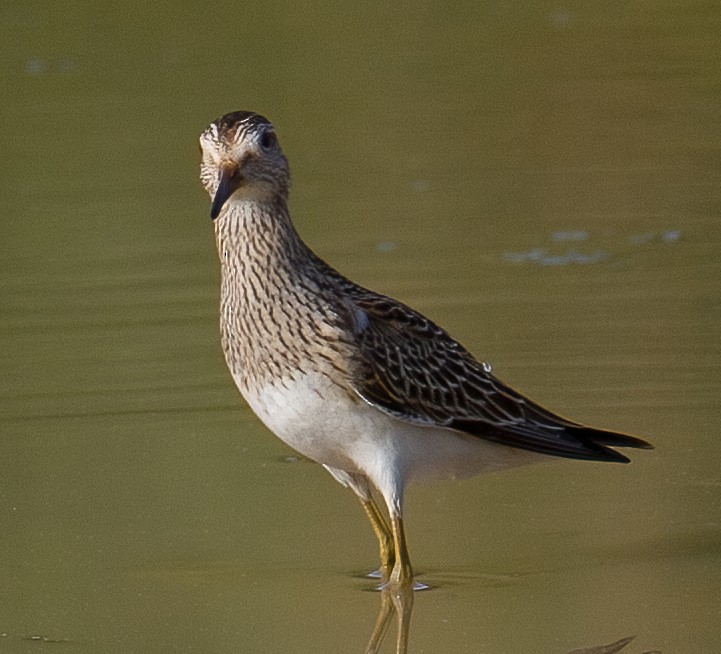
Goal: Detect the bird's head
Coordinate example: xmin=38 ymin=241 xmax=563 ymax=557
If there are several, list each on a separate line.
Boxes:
xmin=199 ymin=111 xmax=290 ymax=220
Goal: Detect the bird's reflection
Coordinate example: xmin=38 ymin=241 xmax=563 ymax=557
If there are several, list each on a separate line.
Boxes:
xmin=360 ymin=585 xmax=652 ymax=654
xmin=364 ymin=583 xmax=415 ymax=654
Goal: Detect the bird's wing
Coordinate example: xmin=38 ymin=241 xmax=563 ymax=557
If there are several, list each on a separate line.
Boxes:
xmin=339 ymin=293 xmax=650 ymax=462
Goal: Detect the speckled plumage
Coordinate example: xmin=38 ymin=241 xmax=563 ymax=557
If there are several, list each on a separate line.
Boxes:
xmin=199 ymin=110 xmax=652 ymax=586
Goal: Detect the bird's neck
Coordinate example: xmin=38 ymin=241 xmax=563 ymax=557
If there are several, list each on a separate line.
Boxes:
xmin=214 ymin=195 xmax=311 ymax=275
xmin=212 ymin=194 xmax=349 ymax=390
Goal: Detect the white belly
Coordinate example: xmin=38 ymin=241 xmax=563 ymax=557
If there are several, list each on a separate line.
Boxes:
xmin=236 ymin=371 xmax=542 ymax=494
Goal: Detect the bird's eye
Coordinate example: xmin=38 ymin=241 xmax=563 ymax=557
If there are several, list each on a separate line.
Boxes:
xmin=259 ymin=128 xmax=275 ymax=150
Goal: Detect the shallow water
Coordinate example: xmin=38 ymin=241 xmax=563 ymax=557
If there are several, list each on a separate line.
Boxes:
xmin=1 ymin=2 xmax=720 ymax=652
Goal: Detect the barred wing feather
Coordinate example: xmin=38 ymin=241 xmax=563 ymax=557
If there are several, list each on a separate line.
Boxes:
xmin=342 ymin=294 xmax=651 ymax=463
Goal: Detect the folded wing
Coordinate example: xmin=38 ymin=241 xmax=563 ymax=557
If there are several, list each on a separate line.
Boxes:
xmin=340 ymin=294 xmax=652 ymax=463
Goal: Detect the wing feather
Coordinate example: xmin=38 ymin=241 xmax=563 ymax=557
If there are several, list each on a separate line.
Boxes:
xmin=337 ymin=292 xmax=651 ymax=462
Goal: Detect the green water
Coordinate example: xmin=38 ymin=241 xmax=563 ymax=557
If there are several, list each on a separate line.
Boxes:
xmin=1 ymin=2 xmax=720 ymax=652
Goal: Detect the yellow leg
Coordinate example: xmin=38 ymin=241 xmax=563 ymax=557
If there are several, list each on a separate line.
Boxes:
xmin=360 ymin=496 xmax=395 ymax=579
xmin=389 ymin=514 xmax=414 ymax=586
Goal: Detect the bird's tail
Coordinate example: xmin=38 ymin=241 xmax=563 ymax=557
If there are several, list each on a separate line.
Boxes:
xmin=564 ymin=425 xmax=654 ymax=463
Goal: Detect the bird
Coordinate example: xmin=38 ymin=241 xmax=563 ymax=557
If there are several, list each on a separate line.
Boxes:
xmin=198 ymin=110 xmax=652 ymax=588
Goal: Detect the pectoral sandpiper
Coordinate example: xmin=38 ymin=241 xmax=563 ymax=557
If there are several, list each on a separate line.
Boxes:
xmin=199 ymin=110 xmax=652 ymax=587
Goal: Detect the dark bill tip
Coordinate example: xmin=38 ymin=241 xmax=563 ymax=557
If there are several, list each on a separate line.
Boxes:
xmin=210 ymin=166 xmax=240 ymax=220
xmin=210 ymin=194 xmax=225 ymax=221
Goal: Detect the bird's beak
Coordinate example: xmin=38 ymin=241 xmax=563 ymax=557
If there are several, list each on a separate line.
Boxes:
xmin=211 ymin=164 xmax=241 ymax=220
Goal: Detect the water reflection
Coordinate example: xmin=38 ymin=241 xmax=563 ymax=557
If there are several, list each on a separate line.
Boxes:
xmin=365 ymin=585 xmax=414 ymax=654
xmin=567 ymin=635 xmax=635 ymax=654
xmin=360 ymin=585 xmax=656 ymax=654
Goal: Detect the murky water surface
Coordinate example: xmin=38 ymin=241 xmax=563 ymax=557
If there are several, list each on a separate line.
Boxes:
xmin=1 ymin=3 xmax=720 ymax=652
